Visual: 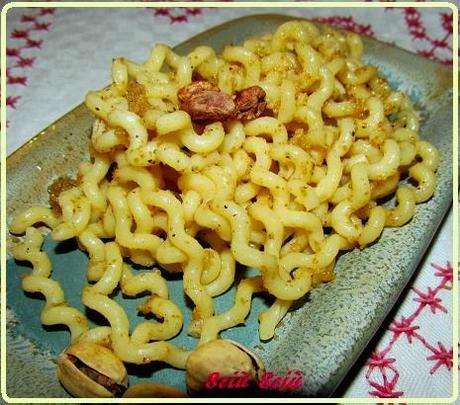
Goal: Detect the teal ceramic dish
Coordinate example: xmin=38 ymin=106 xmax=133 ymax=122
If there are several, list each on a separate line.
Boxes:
xmin=5 ymin=14 xmax=453 ymax=398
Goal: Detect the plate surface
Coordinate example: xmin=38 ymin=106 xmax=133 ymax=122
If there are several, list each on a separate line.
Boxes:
xmin=5 ymin=14 xmax=453 ymax=398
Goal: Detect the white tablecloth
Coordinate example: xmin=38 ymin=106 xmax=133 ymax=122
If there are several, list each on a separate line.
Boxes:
xmin=4 ymin=0 xmax=456 ymax=399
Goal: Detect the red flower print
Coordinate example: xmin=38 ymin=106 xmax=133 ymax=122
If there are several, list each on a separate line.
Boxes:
xmin=440 ymin=12 xmax=453 ymax=34
xmin=25 ymin=39 xmax=43 ymax=49
xmin=154 ymin=8 xmax=169 ymax=16
xmin=11 ymin=29 xmax=30 ymax=39
xmin=7 ymin=75 xmax=27 ymax=86
xmin=15 ymin=57 xmax=36 ymax=68
xmin=5 ymin=8 xmax=55 ymax=119
xmin=417 ymin=49 xmax=433 ymax=58
xmin=366 ymin=350 xmax=398 ymax=378
xmin=33 ymin=22 xmax=51 ymax=31
xmin=6 ymin=95 xmax=21 ymax=109
xmin=426 ymin=342 xmax=453 ymax=374
xmin=147 ymin=3 xmax=206 ymax=24
xmin=388 ymin=316 xmax=420 ymax=343
xmin=39 ymin=8 xmax=56 ymax=16
xmin=432 ymin=261 xmax=453 ymax=288
xmin=368 ymin=373 xmax=404 ymax=398
xmin=6 ymin=48 xmax=21 ymax=57
xmin=313 ymin=16 xmax=374 ymax=37
xmin=186 ymin=8 xmax=202 ymax=16
xmin=170 ymin=15 xmax=188 ymax=23
xmin=21 ymin=15 xmax=37 ymax=23
xmin=413 ymin=287 xmax=448 ymax=314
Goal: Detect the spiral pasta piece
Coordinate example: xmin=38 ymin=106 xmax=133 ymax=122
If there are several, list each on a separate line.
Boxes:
xmin=12 ymin=227 xmax=88 ymax=342
xmin=82 ymin=290 xmax=189 ymax=368
xmin=200 ymin=277 xmax=264 ymax=345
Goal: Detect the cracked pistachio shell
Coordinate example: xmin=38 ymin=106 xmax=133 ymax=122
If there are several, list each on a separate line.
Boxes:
xmin=185 ymin=339 xmax=265 ymax=393
xmin=57 ymin=341 xmax=128 ymax=398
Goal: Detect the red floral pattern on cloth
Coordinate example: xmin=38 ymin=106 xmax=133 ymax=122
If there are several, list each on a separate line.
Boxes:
xmin=402 ymin=8 xmax=454 ymax=64
xmin=4 ymin=7 xmax=56 ymax=127
xmin=312 ymin=16 xmax=375 ymax=37
xmin=148 ymin=6 xmax=203 ymax=23
xmin=314 ymin=9 xmax=454 ymax=65
xmin=365 ymin=0 xmax=455 ymax=65
xmin=136 ymin=0 xmax=206 ymax=24
xmin=365 ymin=262 xmax=454 ymax=397
xmin=142 ymin=2 xmax=455 ymax=66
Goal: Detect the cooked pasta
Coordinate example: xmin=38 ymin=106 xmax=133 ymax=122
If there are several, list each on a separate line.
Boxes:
xmin=9 ymin=20 xmax=440 ymax=396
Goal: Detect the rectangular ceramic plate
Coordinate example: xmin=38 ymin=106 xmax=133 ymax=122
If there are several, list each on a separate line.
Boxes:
xmin=5 ymin=14 xmax=453 ymax=398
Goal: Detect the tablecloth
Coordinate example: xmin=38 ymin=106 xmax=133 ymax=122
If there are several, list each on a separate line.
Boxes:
xmin=3 ymin=0 xmax=456 ymax=400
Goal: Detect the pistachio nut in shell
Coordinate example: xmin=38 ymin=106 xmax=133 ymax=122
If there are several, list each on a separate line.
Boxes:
xmin=185 ymin=339 xmax=265 ymax=393
xmin=123 ymin=383 xmax=187 ymax=398
xmin=57 ymin=341 xmax=128 ymax=397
